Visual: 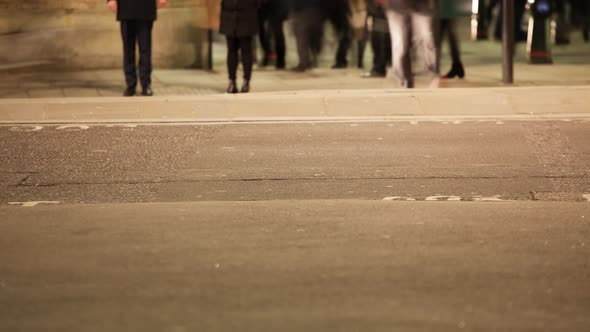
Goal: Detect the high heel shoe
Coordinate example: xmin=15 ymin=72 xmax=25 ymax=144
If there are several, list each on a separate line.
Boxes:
xmin=226 ymin=80 xmax=238 ymax=94
xmin=443 ymin=62 xmax=465 ymax=79
xmin=241 ymin=80 xmax=250 ymax=93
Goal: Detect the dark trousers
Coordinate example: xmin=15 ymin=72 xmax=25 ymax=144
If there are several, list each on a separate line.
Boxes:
xmin=292 ymin=7 xmax=323 ymax=68
xmin=120 ymin=20 xmax=153 ymax=89
xmin=370 ymin=17 xmax=391 ymax=74
xmin=259 ymin=15 xmax=287 ymax=68
xmin=439 ymin=19 xmax=462 ymax=65
xmin=327 ymin=11 xmax=351 ymax=65
xmin=226 ymin=36 xmax=254 ymax=81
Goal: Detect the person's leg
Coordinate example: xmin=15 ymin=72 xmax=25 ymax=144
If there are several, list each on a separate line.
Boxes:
xmin=386 ymin=10 xmax=413 ymax=88
xmin=291 ymin=10 xmax=312 ymax=70
xmin=225 ymin=36 xmax=239 ymax=93
xmin=136 ymin=20 xmax=154 ymax=93
xmin=239 ymin=36 xmax=254 ymax=82
xmin=120 ymin=20 xmax=138 ymax=92
xmin=412 ymin=11 xmax=438 ymax=84
xmin=440 ymin=18 xmax=464 ymax=79
xmin=258 ymin=6 xmax=272 ymax=66
xmin=270 ymin=17 xmax=286 ymax=68
xmin=331 ymin=8 xmax=351 ymax=68
xmin=371 ymin=28 xmax=387 ymax=75
xmin=226 ymin=36 xmax=239 ymax=81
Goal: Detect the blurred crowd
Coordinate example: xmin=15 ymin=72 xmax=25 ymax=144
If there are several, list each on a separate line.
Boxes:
xmin=108 ymin=0 xmax=590 ymax=96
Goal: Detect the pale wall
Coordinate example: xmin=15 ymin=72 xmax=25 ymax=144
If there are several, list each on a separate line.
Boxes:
xmin=0 ymin=0 xmax=221 ymax=70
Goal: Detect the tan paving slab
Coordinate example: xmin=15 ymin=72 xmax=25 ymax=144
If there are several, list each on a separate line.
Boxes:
xmin=1 ymin=86 xmax=589 ymax=124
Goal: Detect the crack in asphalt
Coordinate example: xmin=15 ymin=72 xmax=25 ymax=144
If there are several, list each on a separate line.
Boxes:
xmin=7 ymin=174 xmax=590 ymax=187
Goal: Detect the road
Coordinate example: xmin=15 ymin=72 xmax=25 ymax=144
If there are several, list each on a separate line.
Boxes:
xmin=1 ymin=119 xmax=590 ymax=203
xmin=1 ymin=118 xmax=590 ymax=331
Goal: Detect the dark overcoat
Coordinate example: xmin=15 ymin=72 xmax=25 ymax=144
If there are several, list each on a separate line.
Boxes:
xmin=112 ymin=0 xmax=157 ymax=21
xmin=219 ymin=0 xmax=261 ymax=37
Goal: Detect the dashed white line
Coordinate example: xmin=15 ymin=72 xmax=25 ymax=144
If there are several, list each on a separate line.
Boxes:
xmin=382 ymin=196 xmax=417 ymax=201
xmin=8 ymin=201 xmax=61 ymax=207
xmin=425 ymin=195 xmax=462 ymax=201
xmin=56 ymin=125 xmax=89 ymax=131
xmin=9 ymin=126 xmax=43 ymax=132
xmin=471 ymin=195 xmax=506 ymax=202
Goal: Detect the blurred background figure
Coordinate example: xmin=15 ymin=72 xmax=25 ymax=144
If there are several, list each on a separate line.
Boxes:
xmin=219 ymin=0 xmax=260 ymax=93
xmin=108 ymin=0 xmax=168 ymax=97
xmin=573 ymin=0 xmax=590 ymax=42
xmin=258 ymin=0 xmax=289 ymax=69
xmin=383 ymin=0 xmax=439 ymax=88
xmin=439 ymin=0 xmax=465 ymax=79
xmin=289 ymin=0 xmax=323 ymax=72
xmin=320 ymin=0 xmax=353 ymax=69
xmin=555 ymin=0 xmax=590 ymax=44
xmin=361 ymin=0 xmax=391 ymax=77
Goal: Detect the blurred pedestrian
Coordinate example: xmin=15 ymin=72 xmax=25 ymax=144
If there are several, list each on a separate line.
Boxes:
xmin=320 ymin=0 xmax=353 ymax=69
xmin=383 ymin=0 xmax=439 ymax=88
xmin=439 ymin=0 xmax=464 ymax=79
xmin=362 ymin=0 xmax=391 ymax=77
xmin=220 ymin=0 xmax=261 ymax=93
xmin=107 ymin=0 xmax=168 ymax=96
xmin=258 ymin=0 xmax=289 ymax=69
xmin=571 ymin=0 xmax=589 ymax=42
xmin=289 ymin=0 xmax=323 ymax=72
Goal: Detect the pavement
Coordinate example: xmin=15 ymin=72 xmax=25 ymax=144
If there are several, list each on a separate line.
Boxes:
xmin=1 ymin=28 xmax=589 ymax=98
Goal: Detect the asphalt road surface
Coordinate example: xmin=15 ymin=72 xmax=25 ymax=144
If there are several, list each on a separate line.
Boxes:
xmin=1 ymin=119 xmax=590 ymax=331
xmin=1 ymin=120 xmax=589 ymax=203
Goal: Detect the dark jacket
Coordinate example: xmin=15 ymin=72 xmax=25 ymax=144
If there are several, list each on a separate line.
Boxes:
xmin=220 ymin=0 xmax=260 ymax=37
xmin=111 ymin=0 xmax=157 ymax=21
xmin=288 ymin=0 xmax=319 ymax=12
xmin=260 ymin=0 xmax=289 ymax=21
xmin=384 ymin=0 xmax=434 ymax=13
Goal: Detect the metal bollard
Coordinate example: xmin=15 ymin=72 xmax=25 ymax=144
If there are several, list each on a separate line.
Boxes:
xmin=526 ymin=0 xmax=553 ymax=64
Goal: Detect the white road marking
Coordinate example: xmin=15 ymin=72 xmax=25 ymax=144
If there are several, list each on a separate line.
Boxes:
xmin=8 ymin=201 xmax=60 ymax=207
xmin=472 ymin=195 xmax=506 ymax=202
xmin=583 ymin=194 xmax=590 ymax=201
xmin=383 ymin=196 xmax=416 ymax=201
xmin=410 ymin=121 xmax=418 ymax=125
xmin=9 ymin=126 xmax=43 ymax=132
xmin=452 ymin=121 xmax=462 ymax=124
xmin=56 ymin=125 xmax=89 ymax=131
xmin=425 ymin=195 xmax=462 ymax=201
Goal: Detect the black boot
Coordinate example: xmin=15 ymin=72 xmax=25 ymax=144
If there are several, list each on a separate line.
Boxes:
xmin=241 ymin=80 xmax=250 ymax=93
xmin=443 ymin=62 xmax=465 ymax=79
xmin=226 ymin=80 xmax=238 ymax=94
xmin=123 ymin=86 xmax=136 ymax=97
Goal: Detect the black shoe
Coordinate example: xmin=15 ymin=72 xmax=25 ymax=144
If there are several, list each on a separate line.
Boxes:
xmin=123 ymin=86 xmax=136 ymax=97
xmin=241 ymin=80 xmax=250 ymax=93
xmin=276 ymin=59 xmax=286 ymax=70
xmin=331 ymin=62 xmax=347 ymax=69
xmin=226 ymin=80 xmax=238 ymax=94
xmin=443 ymin=62 xmax=465 ymax=79
xmin=141 ymin=86 xmax=153 ymax=96
xmin=583 ymin=29 xmax=589 ymax=42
